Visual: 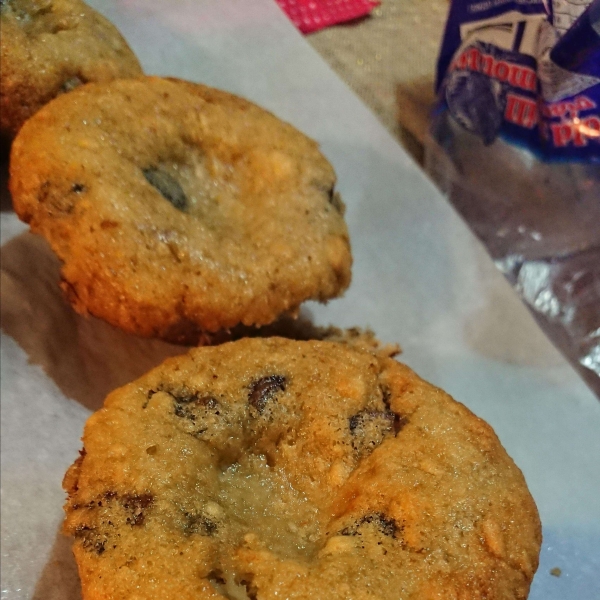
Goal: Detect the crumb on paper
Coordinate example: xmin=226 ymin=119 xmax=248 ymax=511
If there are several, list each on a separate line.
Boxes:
xmin=550 ymin=567 xmax=562 ymax=577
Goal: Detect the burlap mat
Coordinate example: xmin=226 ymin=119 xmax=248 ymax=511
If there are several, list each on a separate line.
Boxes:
xmin=308 ymin=0 xmax=449 ymax=162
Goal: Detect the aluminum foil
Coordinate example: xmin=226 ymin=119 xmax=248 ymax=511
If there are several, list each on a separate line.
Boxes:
xmin=427 ymin=0 xmax=600 ymax=397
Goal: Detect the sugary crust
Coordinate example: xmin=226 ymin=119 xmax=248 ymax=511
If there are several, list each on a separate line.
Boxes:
xmin=10 ymin=77 xmax=352 ymax=342
xmin=63 ymin=337 xmax=541 ymax=600
xmin=0 ymin=0 xmax=142 ymax=139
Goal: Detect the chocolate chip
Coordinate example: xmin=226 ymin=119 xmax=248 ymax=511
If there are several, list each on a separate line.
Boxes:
xmin=84 ymin=537 xmax=106 ymax=555
xmin=183 ymin=512 xmax=218 ymax=536
xmin=122 ymin=493 xmax=154 ymax=527
xmin=173 ymin=402 xmax=193 ymax=419
xmin=349 ymin=410 xmax=395 ymax=434
xmin=143 ymin=166 xmax=187 ymax=211
xmin=75 ymin=525 xmax=107 ymax=555
xmin=72 ymin=491 xmax=152 ymax=554
xmin=146 ymin=386 xmax=210 ymax=411
xmin=71 ymin=183 xmax=85 ymax=193
xmin=341 ymin=513 xmax=399 ymax=539
xmin=349 ymin=410 xmax=397 ymax=456
xmin=171 ymin=389 xmax=199 ymax=404
xmin=248 ymin=375 xmax=286 ymax=414
xmin=121 ymin=493 xmax=153 ymax=509
xmin=172 ymin=393 xmax=219 ymax=423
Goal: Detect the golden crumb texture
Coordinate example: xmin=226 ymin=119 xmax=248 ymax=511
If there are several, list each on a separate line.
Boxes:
xmin=63 ymin=337 xmax=541 ymax=600
xmin=0 ymin=0 xmax=143 ymax=140
xmin=10 ymin=77 xmax=352 ymax=342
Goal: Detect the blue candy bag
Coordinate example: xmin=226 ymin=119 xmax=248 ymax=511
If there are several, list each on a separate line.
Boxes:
xmin=427 ymin=0 xmax=600 ymax=394
xmin=436 ymin=0 xmax=600 ymax=160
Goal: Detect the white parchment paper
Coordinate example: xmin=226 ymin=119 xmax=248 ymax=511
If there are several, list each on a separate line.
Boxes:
xmin=1 ymin=1 xmax=599 ymax=598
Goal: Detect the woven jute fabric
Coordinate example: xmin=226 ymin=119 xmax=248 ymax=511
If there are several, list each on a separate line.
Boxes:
xmin=307 ymin=0 xmax=449 ymax=162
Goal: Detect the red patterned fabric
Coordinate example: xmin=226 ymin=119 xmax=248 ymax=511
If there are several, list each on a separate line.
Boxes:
xmin=276 ymin=0 xmax=379 ymax=34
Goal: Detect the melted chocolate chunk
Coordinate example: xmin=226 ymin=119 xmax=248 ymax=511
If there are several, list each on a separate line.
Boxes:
xmin=172 ymin=393 xmax=220 ymax=426
xmin=183 ymin=512 xmax=218 ymax=536
xmin=341 ymin=513 xmax=399 ymax=539
xmin=122 ymin=493 xmax=154 ymax=527
xmin=160 ymin=386 xmax=225 ymax=438
xmin=83 ymin=538 xmax=108 ymax=555
xmin=170 ymin=389 xmax=199 ymax=405
xmin=143 ymin=166 xmax=187 ymax=211
xmin=75 ymin=525 xmax=107 ymax=555
xmin=349 ymin=410 xmax=398 ymax=456
xmin=72 ymin=491 xmax=153 ymax=555
xmin=349 ymin=409 xmax=395 ymax=434
xmin=248 ymin=375 xmax=286 ymax=414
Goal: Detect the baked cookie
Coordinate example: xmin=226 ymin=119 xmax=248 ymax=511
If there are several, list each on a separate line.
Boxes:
xmin=10 ymin=77 xmax=352 ymax=343
xmin=63 ymin=337 xmax=541 ymax=600
xmin=0 ymin=0 xmax=142 ymax=142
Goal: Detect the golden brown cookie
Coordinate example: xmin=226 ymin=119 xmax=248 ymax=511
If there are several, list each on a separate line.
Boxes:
xmin=0 ymin=0 xmax=142 ymax=142
xmin=63 ymin=337 xmax=541 ymax=600
xmin=10 ymin=77 xmax=352 ymax=343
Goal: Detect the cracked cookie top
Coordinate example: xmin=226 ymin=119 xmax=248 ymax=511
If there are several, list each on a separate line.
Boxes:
xmin=63 ymin=337 xmax=541 ymax=600
xmin=0 ymin=0 xmax=142 ymax=140
xmin=10 ymin=77 xmax=352 ymax=342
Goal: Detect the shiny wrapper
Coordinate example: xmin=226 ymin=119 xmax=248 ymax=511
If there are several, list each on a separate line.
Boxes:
xmin=428 ymin=0 xmax=600 ymax=396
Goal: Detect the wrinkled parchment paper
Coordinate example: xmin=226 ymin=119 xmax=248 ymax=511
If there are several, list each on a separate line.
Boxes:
xmin=1 ymin=1 xmax=599 ymax=598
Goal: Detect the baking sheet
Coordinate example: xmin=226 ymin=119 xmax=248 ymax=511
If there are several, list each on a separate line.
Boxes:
xmin=1 ymin=1 xmax=599 ymax=598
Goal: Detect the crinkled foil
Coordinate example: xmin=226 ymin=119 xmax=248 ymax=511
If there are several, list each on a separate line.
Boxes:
xmin=426 ymin=122 xmax=600 ymax=397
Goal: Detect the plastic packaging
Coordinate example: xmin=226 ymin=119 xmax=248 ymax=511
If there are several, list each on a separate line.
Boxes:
xmin=427 ymin=0 xmax=600 ymax=395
